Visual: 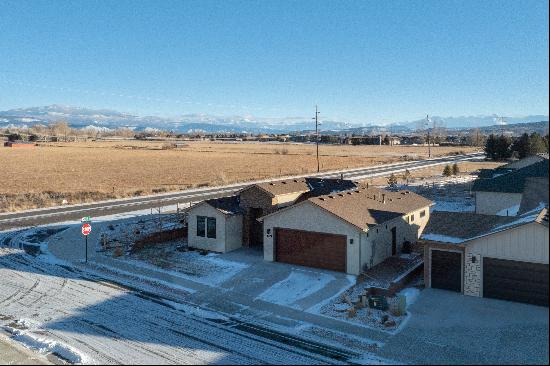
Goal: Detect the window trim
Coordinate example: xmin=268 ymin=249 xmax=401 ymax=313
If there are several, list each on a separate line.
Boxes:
xmin=197 ymin=216 xmax=206 ymax=237
xmin=206 ymin=217 xmax=217 ymax=239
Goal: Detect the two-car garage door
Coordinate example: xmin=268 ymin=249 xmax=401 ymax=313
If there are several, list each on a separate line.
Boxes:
xmin=483 ymin=257 xmax=549 ymax=307
xmin=274 ymin=228 xmax=346 ymax=272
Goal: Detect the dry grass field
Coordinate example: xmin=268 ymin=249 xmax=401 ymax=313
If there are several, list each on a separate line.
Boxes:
xmin=0 ymin=140 xmax=480 ymax=211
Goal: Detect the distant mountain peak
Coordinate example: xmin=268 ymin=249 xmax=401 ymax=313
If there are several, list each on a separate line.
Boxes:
xmin=0 ymin=105 xmax=547 ymax=134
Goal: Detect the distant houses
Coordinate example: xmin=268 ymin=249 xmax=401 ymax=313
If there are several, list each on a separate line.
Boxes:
xmin=3 ymin=140 xmax=36 ymax=148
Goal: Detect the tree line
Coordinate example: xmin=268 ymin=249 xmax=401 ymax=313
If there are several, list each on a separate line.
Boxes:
xmin=484 ymin=133 xmax=549 ymax=161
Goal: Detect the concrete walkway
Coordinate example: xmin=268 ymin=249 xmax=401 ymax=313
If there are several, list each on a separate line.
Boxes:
xmin=87 ymin=252 xmax=391 ymax=344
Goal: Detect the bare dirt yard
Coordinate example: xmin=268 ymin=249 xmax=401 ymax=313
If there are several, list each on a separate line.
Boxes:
xmin=0 ymin=140 xmax=480 ymax=211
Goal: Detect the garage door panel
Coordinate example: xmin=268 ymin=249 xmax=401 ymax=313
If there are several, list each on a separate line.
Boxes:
xmin=430 ymin=250 xmax=462 ymax=292
xmin=483 ymin=257 xmax=549 ymax=307
xmin=275 ymin=228 xmax=346 ymax=272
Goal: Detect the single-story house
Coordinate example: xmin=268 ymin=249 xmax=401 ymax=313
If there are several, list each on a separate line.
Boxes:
xmin=472 ymin=158 xmax=548 ymax=216
xmin=259 ymin=187 xmax=433 ymax=275
xmin=187 ymin=195 xmax=243 ymax=253
xmin=421 ymin=207 xmax=549 ymax=306
xmin=187 ymin=177 xmax=358 ymax=252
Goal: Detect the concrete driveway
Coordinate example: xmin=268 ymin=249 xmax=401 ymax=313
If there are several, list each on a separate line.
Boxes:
xmin=377 ymin=288 xmax=549 ymax=364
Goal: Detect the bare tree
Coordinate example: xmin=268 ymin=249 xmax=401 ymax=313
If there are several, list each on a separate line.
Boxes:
xmin=50 ymin=121 xmax=72 ymax=141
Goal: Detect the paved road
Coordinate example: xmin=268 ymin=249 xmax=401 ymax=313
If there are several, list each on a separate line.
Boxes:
xmin=0 ymin=152 xmax=484 ymax=230
xmin=0 ymin=249 xmax=362 ymax=365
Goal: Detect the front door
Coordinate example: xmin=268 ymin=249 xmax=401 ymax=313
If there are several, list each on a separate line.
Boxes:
xmin=391 ymin=227 xmax=397 ymax=255
xmin=248 ymin=208 xmax=264 ymax=247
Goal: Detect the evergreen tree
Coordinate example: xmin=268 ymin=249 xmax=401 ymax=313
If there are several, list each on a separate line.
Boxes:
xmin=527 ymin=133 xmax=547 ymax=156
xmin=484 ymin=134 xmax=498 ymax=160
xmin=495 ymin=135 xmax=512 ymax=160
xmin=511 ymin=133 xmax=530 ymax=159
xmin=452 ymin=163 xmax=460 ymax=175
xmin=443 ymin=164 xmax=453 ymax=177
xmin=387 ymin=173 xmax=398 ymax=189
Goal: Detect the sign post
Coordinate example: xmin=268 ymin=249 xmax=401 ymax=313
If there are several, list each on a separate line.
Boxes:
xmin=81 ymin=222 xmax=92 ymax=263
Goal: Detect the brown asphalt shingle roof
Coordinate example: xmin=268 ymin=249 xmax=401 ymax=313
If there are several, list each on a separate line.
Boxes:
xmin=422 ymin=212 xmax=517 ymax=242
xmin=308 ymin=187 xmax=433 ymax=229
xmin=422 ymin=207 xmax=548 ymax=244
xmin=204 ymin=195 xmax=242 ymax=215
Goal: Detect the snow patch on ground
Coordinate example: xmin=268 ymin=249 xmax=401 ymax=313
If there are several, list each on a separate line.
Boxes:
xmin=118 ymin=250 xmax=249 ymax=287
xmin=257 ymin=270 xmax=335 ymax=309
xmin=8 ymin=328 xmax=91 ymax=364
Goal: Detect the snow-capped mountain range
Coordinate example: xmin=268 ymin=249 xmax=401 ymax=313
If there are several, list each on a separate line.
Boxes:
xmin=0 ymin=105 xmax=547 ymax=134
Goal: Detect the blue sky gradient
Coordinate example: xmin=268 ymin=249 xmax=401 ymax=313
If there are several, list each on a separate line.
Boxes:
xmin=0 ymin=0 xmax=548 ymax=123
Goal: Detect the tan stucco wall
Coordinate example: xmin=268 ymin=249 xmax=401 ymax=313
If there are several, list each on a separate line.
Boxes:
xmin=274 ymin=191 xmax=308 ymax=207
xmin=475 ymin=191 xmax=523 ymax=215
xmin=224 ymin=214 xmax=244 ymax=252
xmin=364 ymin=207 xmax=430 ymax=270
xmin=187 ymin=203 xmax=242 ymax=253
xmin=262 ymin=202 xmax=362 ymax=275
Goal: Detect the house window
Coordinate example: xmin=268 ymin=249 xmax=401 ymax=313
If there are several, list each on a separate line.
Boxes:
xmin=410 ymin=214 xmax=415 ymax=222
xmin=197 ymin=216 xmax=206 ymax=237
xmin=207 ymin=217 xmax=217 ymax=238
xmin=420 ymin=210 xmax=426 ymax=218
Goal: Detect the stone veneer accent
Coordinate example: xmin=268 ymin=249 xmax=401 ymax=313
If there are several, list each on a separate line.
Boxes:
xmin=464 ymin=252 xmax=481 ymax=297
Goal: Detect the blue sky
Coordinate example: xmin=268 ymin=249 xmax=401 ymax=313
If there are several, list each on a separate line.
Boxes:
xmin=0 ymin=0 xmax=548 ymax=123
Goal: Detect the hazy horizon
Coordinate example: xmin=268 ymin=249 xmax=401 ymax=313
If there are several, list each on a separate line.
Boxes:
xmin=1 ymin=0 xmax=548 ymax=123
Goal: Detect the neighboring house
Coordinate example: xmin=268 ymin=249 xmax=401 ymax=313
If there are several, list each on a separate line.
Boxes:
xmin=187 ymin=196 xmax=243 ymax=253
xmin=421 ymin=208 xmax=549 ymax=307
xmin=472 ymin=159 xmax=549 ymax=216
xmin=501 ymin=153 xmax=548 ymax=170
xmin=259 ymin=187 xmax=433 ymax=275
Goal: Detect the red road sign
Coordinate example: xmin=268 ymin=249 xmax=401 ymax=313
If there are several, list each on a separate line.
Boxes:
xmin=81 ymin=223 xmax=92 ymax=236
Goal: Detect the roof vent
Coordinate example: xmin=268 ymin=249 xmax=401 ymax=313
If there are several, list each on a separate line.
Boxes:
xmin=319 ymin=197 xmax=325 ymax=201
xmin=338 ymin=193 xmax=344 ymax=197
xmin=293 ymin=179 xmax=298 ymax=182
xmin=347 ymin=192 xmax=352 ymax=195
xmin=328 ymin=195 xmax=334 ymax=199
xmin=282 ymin=181 xmax=287 ymax=184
xmin=270 ymin=183 xmax=275 ymax=185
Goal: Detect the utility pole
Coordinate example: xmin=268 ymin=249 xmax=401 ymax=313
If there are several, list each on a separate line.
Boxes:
xmin=425 ymin=114 xmax=432 ymax=158
xmin=313 ymin=105 xmax=321 ymax=172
